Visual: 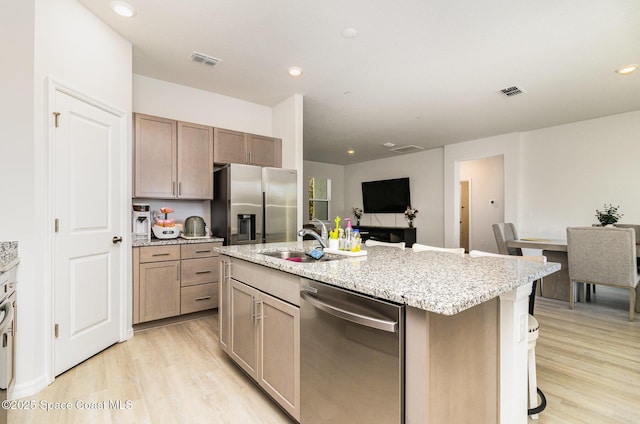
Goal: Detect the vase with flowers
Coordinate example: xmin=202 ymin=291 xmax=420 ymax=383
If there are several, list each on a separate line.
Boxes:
xmin=353 ymin=207 xmax=363 ymax=226
xmin=595 ymin=203 xmax=623 ymax=226
xmin=404 ymin=206 xmax=418 ymax=228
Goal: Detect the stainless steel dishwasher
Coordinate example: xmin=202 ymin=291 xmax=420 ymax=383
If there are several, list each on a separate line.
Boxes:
xmin=300 ymin=279 xmax=404 ymax=423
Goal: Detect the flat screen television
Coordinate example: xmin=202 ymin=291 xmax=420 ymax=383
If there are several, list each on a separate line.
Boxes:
xmin=361 ymin=177 xmax=411 ymax=213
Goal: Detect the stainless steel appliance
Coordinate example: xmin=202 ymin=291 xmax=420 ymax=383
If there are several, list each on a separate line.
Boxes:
xmin=132 ymin=203 xmax=151 ymax=242
xmin=300 ymin=279 xmax=405 ymax=423
xmin=211 ymin=164 xmax=297 ymax=245
xmin=183 ymin=216 xmax=207 ymax=238
xmin=0 ymin=266 xmax=16 ymax=405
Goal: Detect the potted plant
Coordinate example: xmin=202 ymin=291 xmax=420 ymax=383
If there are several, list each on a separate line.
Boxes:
xmin=404 ymin=206 xmax=418 ymax=228
xmin=352 ymin=207 xmax=363 ymax=226
xmin=595 ymin=204 xmax=623 ymax=226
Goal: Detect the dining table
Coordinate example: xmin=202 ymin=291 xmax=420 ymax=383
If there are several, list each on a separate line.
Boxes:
xmin=507 ymin=238 xmax=640 ymax=312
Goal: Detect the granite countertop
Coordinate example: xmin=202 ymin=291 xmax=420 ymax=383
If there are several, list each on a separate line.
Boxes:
xmin=132 ymin=236 xmax=224 ymax=247
xmin=0 ymin=241 xmax=20 ymax=272
xmin=217 ymin=241 xmax=561 ymax=315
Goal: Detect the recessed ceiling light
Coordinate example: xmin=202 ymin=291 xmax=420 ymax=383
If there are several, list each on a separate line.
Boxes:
xmin=342 ymin=28 xmax=358 ymax=39
xmin=110 ymin=1 xmax=136 ymax=17
xmin=615 ymin=64 xmax=638 ymax=75
xmin=288 ymin=67 xmax=303 ymax=77
xmin=347 ymin=149 xmax=355 ymax=155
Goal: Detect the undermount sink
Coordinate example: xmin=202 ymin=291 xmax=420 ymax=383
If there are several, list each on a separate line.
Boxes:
xmin=259 ymin=250 xmax=341 ymax=263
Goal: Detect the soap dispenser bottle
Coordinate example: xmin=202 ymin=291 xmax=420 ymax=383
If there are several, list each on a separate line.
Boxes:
xmin=344 ymin=218 xmax=353 ymax=250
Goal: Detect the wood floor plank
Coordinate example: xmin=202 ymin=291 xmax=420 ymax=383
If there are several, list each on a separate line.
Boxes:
xmin=9 ymin=285 xmax=640 ymax=423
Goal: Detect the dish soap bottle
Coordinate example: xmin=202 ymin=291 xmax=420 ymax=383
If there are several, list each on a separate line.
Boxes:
xmin=344 ymin=218 xmax=353 ymax=251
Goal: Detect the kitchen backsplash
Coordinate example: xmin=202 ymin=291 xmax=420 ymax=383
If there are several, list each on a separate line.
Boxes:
xmin=133 ymin=199 xmax=211 ymax=227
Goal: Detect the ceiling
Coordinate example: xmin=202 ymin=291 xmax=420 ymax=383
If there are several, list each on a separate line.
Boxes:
xmin=79 ymin=0 xmax=640 ymax=165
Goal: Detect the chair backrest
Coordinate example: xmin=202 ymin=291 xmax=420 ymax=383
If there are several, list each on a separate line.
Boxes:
xmin=412 ymin=243 xmax=465 ymax=257
xmin=469 ymin=250 xmax=546 ymax=264
xmin=614 ymin=224 xmax=640 ymax=240
xmin=364 ymin=239 xmax=406 ymax=250
xmin=492 ymin=223 xmax=522 ymax=256
xmin=566 ymin=226 xmax=638 ymax=288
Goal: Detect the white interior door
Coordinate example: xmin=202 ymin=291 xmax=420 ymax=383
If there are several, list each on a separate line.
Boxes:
xmin=53 ymin=90 xmax=123 ymax=376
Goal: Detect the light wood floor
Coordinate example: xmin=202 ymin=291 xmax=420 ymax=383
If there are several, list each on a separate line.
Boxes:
xmin=10 ymin=287 xmax=640 ymax=423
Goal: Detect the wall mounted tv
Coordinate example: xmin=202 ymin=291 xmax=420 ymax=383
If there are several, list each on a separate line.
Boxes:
xmin=361 ymin=177 xmax=411 ymax=213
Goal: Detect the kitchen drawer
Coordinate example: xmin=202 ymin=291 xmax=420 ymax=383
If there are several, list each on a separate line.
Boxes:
xmin=139 ymin=245 xmax=181 ymax=263
xmin=181 ymin=257 xmax=220 ymax=287
xmin=181 ymin=283 xmax=218 ymax=314
xmin=181 ymin=242 xmax=221 ymax=259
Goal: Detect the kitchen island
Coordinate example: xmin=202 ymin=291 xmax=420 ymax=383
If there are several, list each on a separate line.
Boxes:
xmin=217 ymin=241 xmax=560 ymax=423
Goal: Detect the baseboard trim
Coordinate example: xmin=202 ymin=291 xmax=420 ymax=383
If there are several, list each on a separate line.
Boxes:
xmin=9 ymin=374 xmax=49 ymax=400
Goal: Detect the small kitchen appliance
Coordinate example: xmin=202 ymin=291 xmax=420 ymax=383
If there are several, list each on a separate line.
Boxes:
xmin=182 ymin=216 xmax=208 ymax=238
xmin=132 ymin=203 xmax=151 ymax=242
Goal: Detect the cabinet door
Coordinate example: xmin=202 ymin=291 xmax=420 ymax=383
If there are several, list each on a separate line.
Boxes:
xmin=214 ymin=128 xmax=247 ymax=164
xmin=247 ymin=134 xmax=282 ymax=168
xmin=219 ymin=258 xmax=231 ymax=353
xmin=230 ymin=279 xmax=258 ymax=379
xmin=139 ymin=260 xmax=181 ymax=322
xmin=177 ymin=121 xmax=213 ymax=199
xmin=258 ymin=292 xmax=300 ymax=421
xmin=134 ymin=114 xmax=177 ymax=198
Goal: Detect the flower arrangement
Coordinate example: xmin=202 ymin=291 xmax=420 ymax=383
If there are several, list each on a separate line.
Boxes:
xmin=156 ymin=207 xmax=176 ymax=227
xmin=404 ymin=206 xmax=418 ymax=220
xmin=595 ymin=203 xmax=623 ymax=226
xmin=352 ymin=207 xmax=363 ymax=225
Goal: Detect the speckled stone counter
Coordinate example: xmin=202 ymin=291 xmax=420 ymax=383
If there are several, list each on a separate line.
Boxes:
xmin=0 ymin=241 xmax=20 ymax=272
xmin=132 ymin=236 xmax=224 ymax=248
xmin=217 ymin=241 xmax=560 ymax=315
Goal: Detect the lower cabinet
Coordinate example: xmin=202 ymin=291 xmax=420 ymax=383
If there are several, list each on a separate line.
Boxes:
xmin=133 ymin=242 xmax=221 ymax=324
xmin=220 ymin=256 xmax=300 ymax=421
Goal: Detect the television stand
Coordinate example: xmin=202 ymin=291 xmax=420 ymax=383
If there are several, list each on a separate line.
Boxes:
xmin=354 ymin=226 xmax=416 ymax=247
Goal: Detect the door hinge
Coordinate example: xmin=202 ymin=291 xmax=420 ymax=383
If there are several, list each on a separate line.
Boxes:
xmin=53 ymin=112 xmax=61 ymax=128
xmin=54 ymin=323 xmax=59 ymax=338
xmin=55 ymin=218 xmax=59 ymax=233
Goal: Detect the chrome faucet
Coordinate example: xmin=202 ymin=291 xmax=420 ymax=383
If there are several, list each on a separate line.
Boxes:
xmin=298 ymin=228 xmax=328 ymax=249
xmin=314 ymin=218 xmax=329 ymax=243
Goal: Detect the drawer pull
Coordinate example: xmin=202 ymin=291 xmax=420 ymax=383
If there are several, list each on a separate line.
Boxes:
xmin=152 ymin=253 xmax=171 ymax=257
xmin=196 ymin=250 xmax=211 ymax=254
xmin=195 ymin=270 xmax=212 ymax=274
xmin=195 ymin=296 xmax=212 ymax=301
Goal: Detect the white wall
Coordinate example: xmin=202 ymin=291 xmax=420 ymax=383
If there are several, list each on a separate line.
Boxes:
xmin=303 ymin=160 xmax=345 ymax=224
xmin=3 ymin=0 xmax=133 ymax=399
xmin=460 ymin=156 xmax=505 ymax=252
xmin=343 ymin=149 xmax=445 ymax=246
xmin=518 ymin=110 xmax=640 ymax=238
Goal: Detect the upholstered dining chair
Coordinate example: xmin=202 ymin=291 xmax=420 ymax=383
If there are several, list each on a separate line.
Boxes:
xmin=412 ymin=243 xmax=465 ymax=257
xmin=492 ymin=223 xmax=523 ymax=256
xmin=364 ymin=239 xmax=405 ymax=250
xmin=567 ymin=226 xmax=639 ymax=321
xmin=614 ymin=224 xmax=640 ymax=272
xmin=469 ymin=249 xmax=547 ymax=419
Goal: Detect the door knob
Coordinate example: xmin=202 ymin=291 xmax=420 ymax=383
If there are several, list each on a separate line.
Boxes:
xmin=112 ymin=236 xmax=123 ymax=244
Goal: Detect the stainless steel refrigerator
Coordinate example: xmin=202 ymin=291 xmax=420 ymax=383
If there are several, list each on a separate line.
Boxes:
xmin=211 ymin=164 xmax=297 ymax=245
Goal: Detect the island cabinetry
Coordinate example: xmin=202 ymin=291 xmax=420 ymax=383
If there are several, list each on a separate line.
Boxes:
xmin=133 ymin=242 xmax=222 ymax=324
xmin=214 ymin=128 xmax=282 ymax=167
xmin=134 ymin=113 xmax=213 ymax=199
xmin=219 ymin=256 xmax=300 ymax=421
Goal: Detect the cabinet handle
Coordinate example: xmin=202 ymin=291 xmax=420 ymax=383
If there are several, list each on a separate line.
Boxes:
xmin=172 ymin=181 xmax=176 ymax=195
xmin=248 ymin=151 xmax=252 ymax=164
xmin=179 ymin=182 xmax=182 ymax=196
xmin=152 ymin=253 xmax=170 ymax=257
xmin=195 ymin=270 xmax=211 ymax=274
xmin=195 ymin=296 xmax=211 ymax=301
xmin=196 ymin=250 xmax=211 ymax=254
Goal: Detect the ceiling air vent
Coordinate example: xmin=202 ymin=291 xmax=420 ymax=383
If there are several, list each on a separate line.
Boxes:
xmin=388 ymin=145 xmax=424 ymax=154
xmin=497 ymin=85 xmax=526 ymax=97
xmin=190 ymin=51 xmax=223 ymax=67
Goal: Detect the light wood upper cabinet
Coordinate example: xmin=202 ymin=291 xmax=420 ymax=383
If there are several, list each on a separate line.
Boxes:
xmin=247 ymin=134 xmax=282 ymax=167
xmin=134 ymin=114 xmax=213 ymax=199
xmin=134 ymin=114 xmax=177 ymax=198
xmin=177 ymin=121 xmax=213 ymax=199
xmin=214 ymin=128 xmax=282 ymax=168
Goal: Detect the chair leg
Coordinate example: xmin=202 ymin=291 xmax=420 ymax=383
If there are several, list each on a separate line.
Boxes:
xmin=569 ymin=280 xmax=574 ymax=310
xmin=630 ymin=288 xmax=636 ymax=322
xmin=528 ymin=342 xmax=539 ymax=419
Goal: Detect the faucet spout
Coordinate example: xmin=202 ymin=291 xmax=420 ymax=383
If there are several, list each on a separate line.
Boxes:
xmin=298 ymin=228 xmax=328 ymax=249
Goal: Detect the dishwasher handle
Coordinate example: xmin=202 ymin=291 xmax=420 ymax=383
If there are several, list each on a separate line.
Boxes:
xmin=301 ymin=291 xmax=398 ymax=333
